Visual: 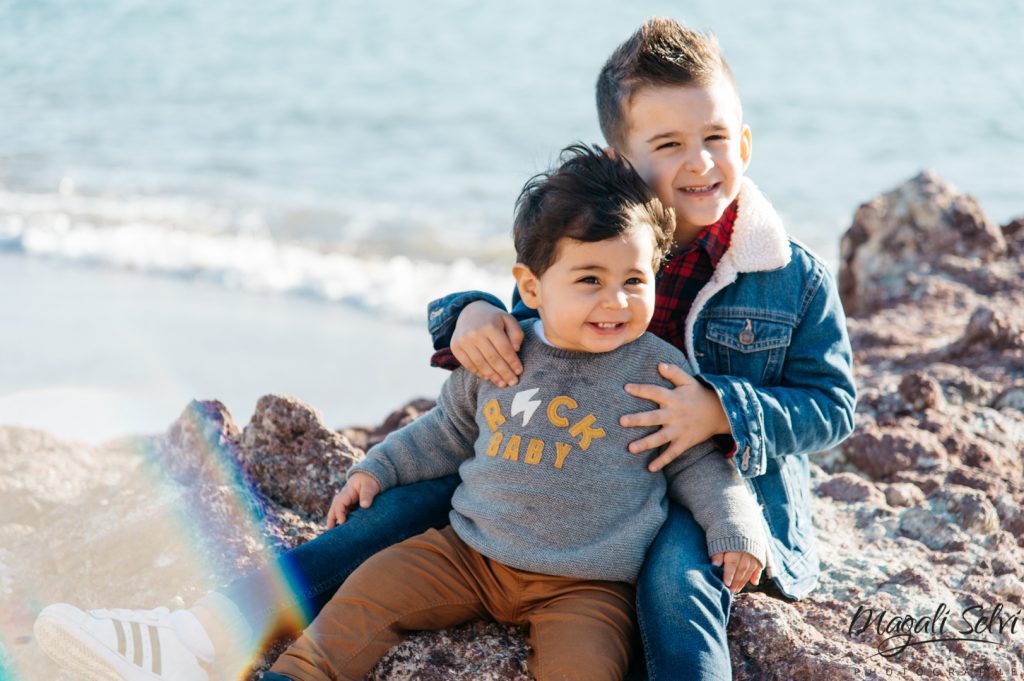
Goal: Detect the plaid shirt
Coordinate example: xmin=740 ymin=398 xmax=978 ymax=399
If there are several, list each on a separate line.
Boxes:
xmin=648 ymin=200 xmax=737 ymax=351
xmin=431 ymin=201 xmax=739 ymax=455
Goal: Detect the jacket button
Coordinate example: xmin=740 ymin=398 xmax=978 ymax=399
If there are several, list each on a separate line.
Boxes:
xmin=739 ymin=319 xmax=755 ymax=345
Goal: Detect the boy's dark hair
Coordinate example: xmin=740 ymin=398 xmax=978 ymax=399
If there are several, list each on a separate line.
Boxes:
xmin=596 ymin=17 xmax=739 ymax=148
xmin=513 ymin=143 xmax=674 ymax=276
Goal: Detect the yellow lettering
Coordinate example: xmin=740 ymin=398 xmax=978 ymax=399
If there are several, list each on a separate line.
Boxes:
xmin=569 ymin=414 xmax=605 ymax=451
xmin=524 ymin=439 xmax=544 ymax=465
xmin=483 ymin=399 xmax=506 ymax=433
xmin=486 ymin=432 xmax=504 ymax=457
xmin=547 ymin=396 xmax=577 ymax=428
xmin=502 ymin=435 xmax=522 ymax=461
xmin=554 ymin=442 xmax=572 ymax=469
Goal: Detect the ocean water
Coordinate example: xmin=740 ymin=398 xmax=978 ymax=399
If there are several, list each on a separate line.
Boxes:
xmin=2 ymin=0 xmax=1022 ymax=440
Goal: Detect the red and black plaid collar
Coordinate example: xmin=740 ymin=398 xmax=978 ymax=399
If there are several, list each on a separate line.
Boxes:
xmin=665 ymin=199 xmax=738 ymax=268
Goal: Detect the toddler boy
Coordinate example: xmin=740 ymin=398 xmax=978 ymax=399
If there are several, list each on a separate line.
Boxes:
xmin=263 ymin=144 xmax=767 ymax=681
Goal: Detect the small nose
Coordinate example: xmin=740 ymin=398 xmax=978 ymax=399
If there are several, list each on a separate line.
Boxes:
xmin=684 ymin=147 xmax=713 ymax=173
xmin=603 ymin=288 xmax=628 ymax=309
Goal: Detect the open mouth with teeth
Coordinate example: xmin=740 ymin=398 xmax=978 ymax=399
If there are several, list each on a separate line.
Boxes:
xmin=589 ymin=322 xmax=626 ymax=332
xmin=678 ymin=182 xmax=720 ymax=194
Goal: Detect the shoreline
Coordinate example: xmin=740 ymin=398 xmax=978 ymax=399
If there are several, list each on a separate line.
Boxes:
xmin=3 ymin=252 xmax=447 ymax=443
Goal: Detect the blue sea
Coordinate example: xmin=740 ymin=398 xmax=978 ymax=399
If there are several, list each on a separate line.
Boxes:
xmin=1 ymin=0 xmax=1022 ymax=441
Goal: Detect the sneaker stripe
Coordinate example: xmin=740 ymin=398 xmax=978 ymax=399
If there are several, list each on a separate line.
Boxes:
xmin=131 ymin=621 xmax=144 ymax=667
xmin=113 ymin=618 xmax=127 ymax=656
xmin=148 ymin=624 xmax=162 ymax=674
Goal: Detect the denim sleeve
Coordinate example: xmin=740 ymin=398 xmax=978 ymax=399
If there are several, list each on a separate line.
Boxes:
xmin=427 ymin=288 xmax=539 ymax=350
xmin=698 ymin=264 xmax=857 ymax=478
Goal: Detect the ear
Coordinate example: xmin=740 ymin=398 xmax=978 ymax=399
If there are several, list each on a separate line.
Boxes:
xmin=740 ymin=124 xmax=752 ymax=170
xmin=512 ymin=263 xmax=542 ymax=309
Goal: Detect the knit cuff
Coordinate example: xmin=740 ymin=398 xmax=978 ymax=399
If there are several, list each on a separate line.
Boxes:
xmin=706 ymin=535 xmax=768 ymax=568
xmin=347 ymin=458 xmax=394 ymax=492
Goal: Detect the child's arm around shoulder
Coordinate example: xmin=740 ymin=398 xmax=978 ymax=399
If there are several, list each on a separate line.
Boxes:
xmin=427 ymin=287 xmax=538 ymax=387
xmin=326 ymin=368 xmax=481 ymax=527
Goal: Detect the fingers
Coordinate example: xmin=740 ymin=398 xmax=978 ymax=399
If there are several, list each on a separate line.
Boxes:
xmin=622 ymin=382 xmax=673 ymax=406
xmin=715 ymin=553 xmax=764 ymax=593
xmin=658 ymin=362 xmax=696 ymax=387
xmin=749 ymin=563 xmax=763 ymax=587
xmin=502 ymin=314 xmax=526 ymax=353
xmin=325 ymin=482 xmax=361 ymax=529
xmin=452 ymin=320 xmax=523 ymax=387
xmin=722 ymin=553 xmax=738 ymax=591
xmin=358 ymin=477 xmax=381 ymax=508
xmin=619 ymin=407 xmax=673 ymax=429
xmin=645 ymin=440 xmax=690 ymax=472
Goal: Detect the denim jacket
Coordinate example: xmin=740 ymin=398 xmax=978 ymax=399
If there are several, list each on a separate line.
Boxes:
xmin=427 ymin=178 xmax=856 ymax=599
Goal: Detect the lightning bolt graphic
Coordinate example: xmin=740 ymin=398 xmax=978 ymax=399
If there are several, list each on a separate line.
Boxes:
xmin=511 ymin=387 xmax=542 ymax=427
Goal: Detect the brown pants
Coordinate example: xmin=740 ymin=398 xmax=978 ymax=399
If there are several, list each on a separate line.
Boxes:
xmin=270 ymin=526 xmax=636 ymax=681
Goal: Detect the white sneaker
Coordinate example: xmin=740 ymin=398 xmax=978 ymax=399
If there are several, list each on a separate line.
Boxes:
xmin=34 ymin=604 xmax=209 ymax=681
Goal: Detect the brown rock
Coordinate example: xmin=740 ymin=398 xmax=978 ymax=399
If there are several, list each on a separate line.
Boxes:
xmin=1003 ymin=216 xmax=1024 ymax=256
xmin=883 ymin=482 xmax=926 ymax=508
xmin=839 ymin=171 xmax=1007 ymax=316
xmin=932 ymin=486 xmax=1000 ymax=535
xmin=237 ymin=394 xmax=360 ymax=519
xmin=898 ymin=371 xmax=945 ymax=411
xmin=148 ymin=399 xmax=241 ymax=482
xmin=949 ymin=306 xmax=1024 ymax=356
xmin=841 ymin=424 xmax=947 ymax=479
xmin=818 ymin=473 xmax=886 ymax=505
xmin=341 ymin=398 xmax=436 ymax=451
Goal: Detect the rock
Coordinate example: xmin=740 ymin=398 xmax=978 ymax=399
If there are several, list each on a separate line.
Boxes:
xmin=898 ymin=506 xmax=969 ymax=551
xmin=839 ymin=171 xmax=1007 ymax=316
xmin=949 ymin=306 xmax=1024 ymax=356
xmin=932 ymin=486 xmax=1000 ymax=535
xmin=237 ymin=395 xmax=361 ymax=519
xmin=341 ymin=398 xmax=436 ymax=451
xmin=994 ymin=387 xmax=1024 ymax=412
xmin=1003 ymin=216 xmax=1024 ymax=256
xmin=994 ymin=575 xmax=1024 ymax=599
xmin=841 ymin=424 xmax=947 ymax=478
xmin=148 ymin=399 xmax=241 ymax=482
xmin=898 ymin=371 xmax=945 ymax=411
xmin=818 ymin=473 xmax=886 ymax=505
xmin=883 ymin=483 xmax=925 ymax=508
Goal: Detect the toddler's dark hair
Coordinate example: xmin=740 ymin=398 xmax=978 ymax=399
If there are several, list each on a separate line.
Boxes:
xmin=513 ymin=143 xmax=674 ymax=276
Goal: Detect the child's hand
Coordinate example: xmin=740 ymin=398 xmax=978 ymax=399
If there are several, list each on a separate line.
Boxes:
xmin=326 ymin=472 xmax=382 ymax=529
xmin=619 ymin=362 xmax=731 ymax=472
xmin=711 ymin=551 xmax=763 ymax=593
xmin=451 ymin=301 xmax=524 ymax=387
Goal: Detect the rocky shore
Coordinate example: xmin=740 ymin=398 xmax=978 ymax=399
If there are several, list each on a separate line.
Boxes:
xmin=5 ymin=172 xmax=1023 ymax=680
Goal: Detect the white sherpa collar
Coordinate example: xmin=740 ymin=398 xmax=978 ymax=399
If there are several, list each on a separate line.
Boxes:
xmin=722 ymin=177 xmax=791 ymax=274
xmin=684 ymin=177 xmax=792 ymax=366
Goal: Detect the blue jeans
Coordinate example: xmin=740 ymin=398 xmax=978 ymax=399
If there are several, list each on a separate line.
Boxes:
xmin=222 ymin=475 xmax=732 ymax=680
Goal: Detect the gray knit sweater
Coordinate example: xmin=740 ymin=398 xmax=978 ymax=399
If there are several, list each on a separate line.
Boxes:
xmin=351 ymin=322 xmax=767 ymax=583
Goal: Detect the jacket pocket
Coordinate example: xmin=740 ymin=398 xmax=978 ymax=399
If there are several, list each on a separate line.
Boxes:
xmin=704 ymin=316 xmax=793 ymax=383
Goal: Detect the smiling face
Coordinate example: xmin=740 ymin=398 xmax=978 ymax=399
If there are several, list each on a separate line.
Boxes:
xmin=618 ymin=75 xmax=752 ymax=246
xmin=513 ymin=228 xmax=657 ymax=354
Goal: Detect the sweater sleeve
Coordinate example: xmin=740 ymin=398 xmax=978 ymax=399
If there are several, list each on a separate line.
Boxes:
xmin=349 ymin=368 xmax=481 ymax=491
xmin=663 ymin=441 xmax=768 ymax=566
